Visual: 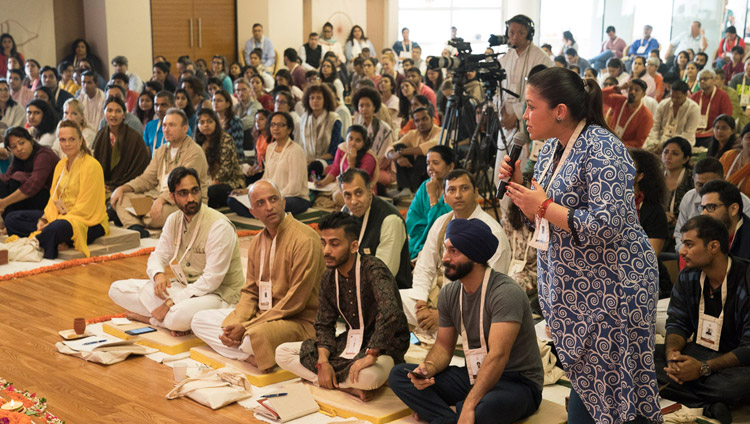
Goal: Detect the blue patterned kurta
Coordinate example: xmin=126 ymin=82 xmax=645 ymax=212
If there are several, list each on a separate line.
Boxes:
xmin=534 ymin=124 xmax=662 ymax=424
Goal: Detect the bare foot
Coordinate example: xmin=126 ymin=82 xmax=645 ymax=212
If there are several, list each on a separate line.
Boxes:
xmin=126 ymin=311 xmax=150 ymax=324
xmin=243 ymin=355 xmax=271 ymax=373
xmin=170 ymin=329 xmax=192 ymax=337
xmin=340 ymin=387 xmax=374 ymax=402
xmin=57 ymin=242 xmax=70 ymax=251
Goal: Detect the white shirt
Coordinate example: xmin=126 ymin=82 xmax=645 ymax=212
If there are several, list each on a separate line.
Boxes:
xmin=147 ymin=209 xmax=238 ymax=304
xmin=127 ymin=71 xmax=144 ymax=94
xmin=674 ymin=188 xmax=750 ymax=251
xmin=263 ymin=140 xmax=308 ymax=199
xmin=409 ymin=204 xmax=511 ymax=302
xmin=646 ymin=97 xmax=701 ymax=148
xmin=78 ymin=88 xmax=105 ymax=132
xmin=498 ymin=43 xmax=553 ymax=119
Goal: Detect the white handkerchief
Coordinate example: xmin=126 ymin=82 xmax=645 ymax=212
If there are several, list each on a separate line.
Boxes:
xmin=111 ymin=317 xmax=132 ymax=325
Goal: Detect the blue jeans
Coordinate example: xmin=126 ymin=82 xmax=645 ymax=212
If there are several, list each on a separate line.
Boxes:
xmin=388 ymin=364 xmax=541 ymax=424
xmin=590 ymin=50 xmax=614 ymax=70
xmin=226 ymin=196 xmax=310 ymax=218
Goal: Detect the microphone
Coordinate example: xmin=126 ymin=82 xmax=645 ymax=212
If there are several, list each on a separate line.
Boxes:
xmin=496 ymin=132 xmax=530 ymax=199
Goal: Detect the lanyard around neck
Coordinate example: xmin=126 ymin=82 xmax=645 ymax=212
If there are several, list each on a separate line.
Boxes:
xmin=459 ymin=268 xmax=491 ymax=350
xmin=335 ymin=255 xmax=364 ymax=331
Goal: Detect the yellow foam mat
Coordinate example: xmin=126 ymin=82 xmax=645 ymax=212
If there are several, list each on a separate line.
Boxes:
xmin=102 ymin=322 xmax=205 ymax=355
xmin=189 ymin=345 xmax=296 ymax=387
xmin=306 ymin=382 xmax=411 ymax=424
xmin=390 ymin=399 xmax=566 ymax=424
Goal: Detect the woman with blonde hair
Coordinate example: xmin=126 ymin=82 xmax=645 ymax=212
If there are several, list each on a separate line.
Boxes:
xmin=5 ymin=120 xmax=108 ymax=258
xmin=63 ymin=98 xmax=96 ymax=148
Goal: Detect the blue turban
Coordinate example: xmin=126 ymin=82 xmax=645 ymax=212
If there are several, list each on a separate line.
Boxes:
xmin=445 ymin=218 xmax=498 ymax=264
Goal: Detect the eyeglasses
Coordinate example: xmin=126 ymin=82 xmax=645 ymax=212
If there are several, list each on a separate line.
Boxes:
xmin=699 ymin=202 xmax=725 ymax=213
xmin=175 ymin=187 xmax=201 ymax=197
xmin=269 ymin=122 xmax=287 ymax=128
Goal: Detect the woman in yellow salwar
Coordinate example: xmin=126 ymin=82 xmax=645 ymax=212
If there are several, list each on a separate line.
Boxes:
xmin=34 ymin=120 xmax=109 ymax=258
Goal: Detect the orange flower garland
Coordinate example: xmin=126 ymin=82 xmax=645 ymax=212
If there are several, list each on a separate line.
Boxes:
xmin=0 ymin=410 xmax=33 ymax=424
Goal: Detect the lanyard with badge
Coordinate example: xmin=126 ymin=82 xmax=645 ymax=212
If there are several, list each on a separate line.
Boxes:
xmin=636 ymin=38 xmax=649 ymax=55
xmin=697 ymin=87 xmax=717 ymax=130
xmin=335 ymin=255 xmax=365 ymax=359
xmin=461 ymin=268 xmax=491 ymax=385
xmin=664 ymin=101 xmax=679 ymax=138
xmin=697 ymin=257 xmax=730 ymax=351
xmin=258 ymin=234 xmax=277 ymax=311
xmin=667 ymin=167 xmax=686 ymax=213
xmin=170 ymin=212 xmax=203 ymax=286
xmin=357 ymin=206 xmax=371 ymax=255
xmin=614 ymin=101 xmax=643 ymax=138
xmin=741 ymin=75 xmax=750 ymax=109
xmin=529 ymin=120 xmax=585 ymax=251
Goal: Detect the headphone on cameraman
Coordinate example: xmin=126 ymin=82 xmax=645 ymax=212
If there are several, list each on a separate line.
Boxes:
xmin=505 ymin=14 xmax=535 ymax=41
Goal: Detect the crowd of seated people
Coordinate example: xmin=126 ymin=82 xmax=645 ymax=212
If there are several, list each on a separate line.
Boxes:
xmin=3 ymin=15 xmax=750 ymax=424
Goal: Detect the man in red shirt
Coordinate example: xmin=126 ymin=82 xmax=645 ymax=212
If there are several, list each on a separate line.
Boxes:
xmin=691 ymin=68 xmax=733 ymax=147
xmin=602 ymin=79 xmax=654 ymax=148
xmin=405 ymin=67 xmax=437 ymax=110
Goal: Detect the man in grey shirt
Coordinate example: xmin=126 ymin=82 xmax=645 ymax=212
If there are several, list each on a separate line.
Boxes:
xmin=389 ymin=218 xmax=543 ymax=424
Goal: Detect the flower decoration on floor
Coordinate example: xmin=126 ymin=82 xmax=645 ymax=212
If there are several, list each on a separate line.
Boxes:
xmin=0 ymin=380 xmax=64 ymax=424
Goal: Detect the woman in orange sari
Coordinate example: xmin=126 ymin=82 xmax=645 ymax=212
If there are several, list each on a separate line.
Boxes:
xmin=720 ymin=124 xmax=750 ymax=196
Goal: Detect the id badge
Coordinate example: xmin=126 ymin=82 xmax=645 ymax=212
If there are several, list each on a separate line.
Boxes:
xmin=465 ymin=348 xmax=487 ymax=385
xmin=742 ymin=93 xmax=750 ymax=107
xmin=614 ymin=125 xmax=625 ymax=138
xmin=698 ymin=317 xmax=721 ymax=351
xmin=169 ymin=263 xmax=188 ymax=286
xmin=529 ymin=140 xmax=543 ymax=161
xmin=664 ymin=124 xmax=676 ymax=138
xmin=698 ymin=114 xmax=708 ymax=129
xmin=259 ymin=280 xmax=272 ymax=311
xmin=341 ymin=328 xmax=364 ymax=359
xmin=508 ymin=258 xmax=526 ymax=278
xmin=636 ymin=45 xmax=647 ymax=55
xmin=528 ymin=217 xmax=549 ymax=251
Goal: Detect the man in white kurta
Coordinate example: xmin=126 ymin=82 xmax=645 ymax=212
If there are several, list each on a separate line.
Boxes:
xmin=646 ymin=80 xmax=701 ymax=148
xmin=109 ymin=167 xmax=244 ymax=333
xmin=400 ymin=170 xmax=511 ymax=331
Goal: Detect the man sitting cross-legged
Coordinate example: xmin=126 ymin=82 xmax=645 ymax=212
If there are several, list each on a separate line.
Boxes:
xmin=191 ymin=180 xmax=325 ymax=371
xmin=275 ymin=212 xmax=409 ymax=401
xmin=389 ymin=218 xmax=544 ymax=424
xmin=109 ymin=167 xmax=244 ymax=335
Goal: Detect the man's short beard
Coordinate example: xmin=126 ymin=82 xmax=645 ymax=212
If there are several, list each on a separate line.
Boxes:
xmin=443 ymin=259 xmax=474 ymax=281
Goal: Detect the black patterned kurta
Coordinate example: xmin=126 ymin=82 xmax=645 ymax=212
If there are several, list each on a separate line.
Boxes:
xmin=299 ymin=254 xmax=409 ymax=382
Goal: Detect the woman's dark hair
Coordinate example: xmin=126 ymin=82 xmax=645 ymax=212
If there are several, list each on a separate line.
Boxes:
xmin=0 ymin=79 xmax=17 ymax=108
xmin=1 ymin=34 xmax=19 ymax=57
xmin=707 ymin=114 xmax=737 ymax=158
xmin=379 ymin=73 xmax=396 ymax=95
xmin=195 ymin=108 xmax=223 ymax=176
xmin=3 ymin=126 xmax=38 ymax=150
xmin=135 ymin=90 xmax=155 ymax=124
xmin=104 ymin=95 xmax=127 ymax=114
xmin=229 ymin=61 xmax=241 ymax=80
xmin=268 ymin=111 xmax=294 ymax=141
xmin=662 ymin=136 xmax=692 ymax=167
xmin=211 ymin=55 xmax=227 ymax=76
xmin=585 ymin=67 xmax=598 ymax=78
xmin=212 ymin=89 xmax=234 ymax=126
xmin=34 ymin=86 xmax=55 ymax=104
xmin=398 ymin=80 xmax=417 ymax=121
xmin=628 ymin=148 xmax=667 ymax=206
xmin=302 ymin=84 xmax=336 ymax=114
xmin=174 ymin=88 xmax=195 ymax=118
xmin=347 ymin=25 xmax=368 ymax=43
xmin=527 ymin=67 xmax=610 ymax=131
xmin=424 ymin=68 xmax=443 ymax=92
xmin=562 ymin=31 xmax=575 ymax=43
xmin=632 ymin=56 xmax=647 ymax=78
xmin=320 ymin=59 xmax=338 ymax=83
xmin=254 ymin=109 xmax=271 ymax=138
xmin=352 ymin=87 xmax=382 ymax=113
xmin=26 ymin=99 xmax=57 ymax=138
xmin=345 ymin=124 xmax=373 ymax=168
xmin=71 ymin=39 xmax=90 ymax=56
xmin=427 ymin=144 xmax=456 ymax=167
xmin=275 ymin=69 xmax=292 ymax=84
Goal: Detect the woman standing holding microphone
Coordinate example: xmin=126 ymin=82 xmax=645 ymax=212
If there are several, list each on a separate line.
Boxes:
xmin=498 ymin=67 xmax=661 ymax=424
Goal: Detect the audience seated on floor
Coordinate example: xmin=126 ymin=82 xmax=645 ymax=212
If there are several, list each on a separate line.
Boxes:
xmin=92 ymin=96 xmax=150 ymax=193
xmin=405 ymin=145 xmax=455 ymax=261
xmin=657 ymin=215 xmax=750 ymax=424
xmin=389 ymin=218 xmax=543 ymax=424
xmin=144 ymin=91 xmax=191 ymax=156
xmin=194 ymin=108 xmax=245 ymax=209
xmin=692 ymin=69 xmax=733 ymax=148
xmin=6 ymin=120 xmax=108 ymax=259
xmin=40 ymin=65 xmax=73 ymax=117
xmin=721 ymin=123 xmax=750 ymax=198
xmin=401 ymin=169 xmax=510 ymax=332
xmin=275 ymin=211 xmax=409 ymax=402
xmin=193 ymin=180 xmax=324 ymax=371
xmin=699 ymin=179 xmax=750 ymax=260
xmin=388 ymin=107 xmax=441 ymax=200
xmin=109 ymin=166 xmax=244 ymax=334
xmin=233 ymin=77 xmax=261 ymax=132
xmin=602 ymin=78 xmax=654 ymax=148
xmin=110 ymin=108 xmax=208 ymax=236
xmin=339 ymin=168 xmax=411 ymax=289
xmin=97 ymin=84 xmax=144 ymax=135
xmin=300 ymin=84 xmax=343 ymax=179
xmin=313 ymin=125 xmax=377 ymax=205
xmin=111 ymin=55 xmax=144 ymax=95
xmin=351 ymin=86 xmax=396 ymax=190
xmin=76 ymin=71 xmax=104 ymax=132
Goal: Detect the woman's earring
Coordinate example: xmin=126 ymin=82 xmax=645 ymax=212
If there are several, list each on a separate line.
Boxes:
xmin=555 ymin=117 xmax=563 ymax=123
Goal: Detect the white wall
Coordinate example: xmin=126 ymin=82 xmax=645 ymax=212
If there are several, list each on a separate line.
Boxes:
xmin=237 ymin=0 xmax=270 ymax=60
xmin=104 ymin=0 xmax=153 ymax=80
xmin=311 ymin=0 xmax=367 ymax=43
xmin=269 ymin=0 xmax=304 ymax=56
xmin=0 ymin=0 xmax=57 ymax=69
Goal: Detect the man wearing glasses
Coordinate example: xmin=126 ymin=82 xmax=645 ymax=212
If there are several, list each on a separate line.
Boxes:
xmin=109 ymin=166 xmax=244 ymax=335
xmin=699 ymin=179 xmax=750 ymax=259
xmin=691 ymin=68 xmax=732 ymax=148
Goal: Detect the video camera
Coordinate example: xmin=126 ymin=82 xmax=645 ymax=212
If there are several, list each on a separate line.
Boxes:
xmin=427 ymin=35 xmax=508 ymax=96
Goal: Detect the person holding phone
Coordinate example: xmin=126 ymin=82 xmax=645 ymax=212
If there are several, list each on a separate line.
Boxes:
xmin=389 ymin=218 xmax=543 ymax=424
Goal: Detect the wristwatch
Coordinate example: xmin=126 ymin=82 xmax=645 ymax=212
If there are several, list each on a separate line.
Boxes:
xmin=699 ymin=361 xmax=712 ymax=377
xmin=165 ymin=298 xmax=175 ymax=309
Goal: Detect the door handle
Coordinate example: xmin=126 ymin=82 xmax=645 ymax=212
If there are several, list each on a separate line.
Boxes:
xmin=189 ymin=19 xmax=194 ymax=48
xmin=198 ymin=18 xmax=202 ymax=48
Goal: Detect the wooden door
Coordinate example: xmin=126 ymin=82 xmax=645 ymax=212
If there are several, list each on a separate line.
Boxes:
xmin=193 ymin=0 xmax=237 ymax=64
xmin=151 ymin=0 xmax=195 ymax=76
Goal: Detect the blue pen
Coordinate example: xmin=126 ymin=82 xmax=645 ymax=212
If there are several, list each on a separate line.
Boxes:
xmin=82 ymin=339 xmax=108 ymax=345
xmin=261 ymin=393 xmax=288 ymax=398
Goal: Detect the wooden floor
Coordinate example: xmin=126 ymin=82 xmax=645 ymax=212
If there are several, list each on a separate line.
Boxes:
xmin=0 ymin=255 xmax=262 ymax=424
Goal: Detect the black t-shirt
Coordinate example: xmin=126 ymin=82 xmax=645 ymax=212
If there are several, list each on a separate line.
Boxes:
xmin=640 ymin=200 xmax=669 ymax=240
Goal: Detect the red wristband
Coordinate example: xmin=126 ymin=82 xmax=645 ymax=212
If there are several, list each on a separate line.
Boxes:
xmin=537 ymin=198 xmax=554 ymax=219
xmin=315 ymin=362 xmax=328 ymax=370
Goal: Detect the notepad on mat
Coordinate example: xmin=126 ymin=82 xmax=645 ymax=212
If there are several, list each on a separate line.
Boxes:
xmin=253 ymin=383 xmax=319 ymax=422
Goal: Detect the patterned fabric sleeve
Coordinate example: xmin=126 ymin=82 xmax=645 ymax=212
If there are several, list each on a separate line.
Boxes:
xmin=214 ymin=133 xmax=246 ymax=189
xmin=314 ymin=270 xmax=339 ymax=352
xmin=363 ymin=257 xmax=409 ymax=356
xmin=227 ymin=117 xmax=245 ymax=159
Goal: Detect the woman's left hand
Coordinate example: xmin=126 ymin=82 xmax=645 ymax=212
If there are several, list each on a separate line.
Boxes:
xmin=506 ymin=179 xmax=548 ymax=217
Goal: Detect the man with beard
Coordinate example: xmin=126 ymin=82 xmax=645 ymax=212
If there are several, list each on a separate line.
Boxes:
xmin=700 ymin=179 xmax=750 ymax=259
xmin=108 ymin=167 xmax=244 ymax=334
xmin=389 ymin=218 xmax=543 ymax=424
xmin=275 ymin=212 xmax=409 ymax=401
xmin=602 ymin=78 xmax=654 ymax=148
